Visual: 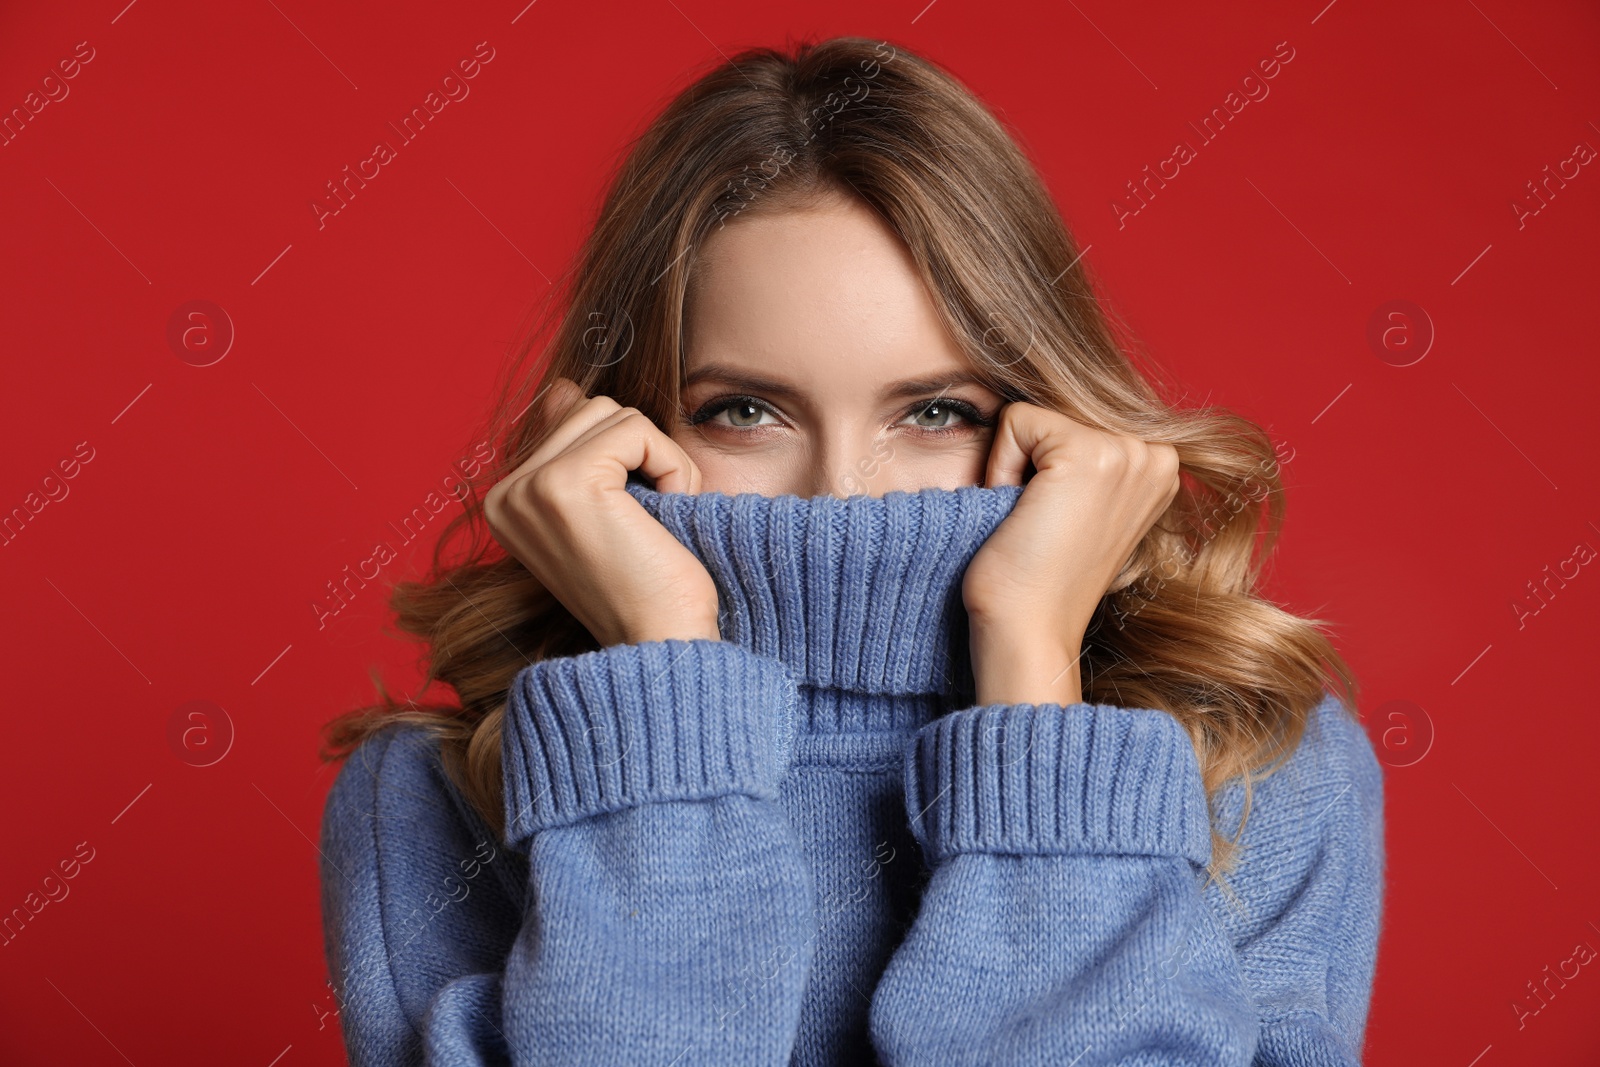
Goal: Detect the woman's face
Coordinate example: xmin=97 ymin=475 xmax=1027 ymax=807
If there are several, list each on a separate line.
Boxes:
xmin=672 ymin=193 xmax=1005 ymax=499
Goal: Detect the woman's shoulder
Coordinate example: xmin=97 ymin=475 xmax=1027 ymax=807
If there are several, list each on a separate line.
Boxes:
xmin=319 ymin=720 xmax=527 ymax=1024
xmin=1269 ymin=690 xmax=1384 ymax=824
xmin=1205 ymin=690 xmax=1386 ymax=935
xmin=321 ymin=719 xmax=510 ymax=868
xmin=323 ymin=722 xmax=460 ymax=838
xmin=1211 ymin=690 xmax=1382 ymax=816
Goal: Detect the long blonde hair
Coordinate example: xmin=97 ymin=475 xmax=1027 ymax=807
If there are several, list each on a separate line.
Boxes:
xmin=319 ymin=35 xmax=1359 ymax=889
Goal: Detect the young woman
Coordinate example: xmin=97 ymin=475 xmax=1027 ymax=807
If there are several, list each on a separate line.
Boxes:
xmin=318 ymin=36 xmax=1384 ymax=1066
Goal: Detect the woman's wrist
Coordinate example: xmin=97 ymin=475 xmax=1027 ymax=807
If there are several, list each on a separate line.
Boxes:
xmin=969 ymin=623 xmax=1084 ymax=706
xmin=621 ymin=617 xmax=722 ymax=645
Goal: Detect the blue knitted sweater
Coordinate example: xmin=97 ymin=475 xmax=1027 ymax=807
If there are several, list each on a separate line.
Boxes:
xmin=318 ymin=479 xmax=1386 ymax=1066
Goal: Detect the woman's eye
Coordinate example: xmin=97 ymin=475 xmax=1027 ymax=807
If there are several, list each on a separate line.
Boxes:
xmin=722 ymin=400 xmax=772 ymax=427
xmin=689 ymin=395 xmax=991 ymax=435
xmin=691 ymin=397 xmax=778 ymax=430
xmin=901 ymin=399 xmax=979 ymax=432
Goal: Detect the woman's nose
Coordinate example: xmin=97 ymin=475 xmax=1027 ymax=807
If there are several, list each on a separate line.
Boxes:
xmin=799 ymin=466 xmax=853 ymax=500
xmin=805 ymin=436 xmax=885 ymax=499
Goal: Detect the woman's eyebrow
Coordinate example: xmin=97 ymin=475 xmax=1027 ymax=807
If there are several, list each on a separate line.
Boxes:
xmin=683 ymin=363 xmax=990 ymax=400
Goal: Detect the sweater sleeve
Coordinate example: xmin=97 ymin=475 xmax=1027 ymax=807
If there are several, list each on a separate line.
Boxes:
xmin=867 ymin=695 xmax=1385 ymax=1066
xmin=320 ymin=637 xmax=819 ymax=1066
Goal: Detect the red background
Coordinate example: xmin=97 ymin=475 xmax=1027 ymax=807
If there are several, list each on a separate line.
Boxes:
xmin=2 ymin=0 xmax=1597 ymax=1063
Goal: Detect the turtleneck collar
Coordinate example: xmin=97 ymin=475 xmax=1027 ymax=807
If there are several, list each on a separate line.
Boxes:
xmin=623 ymin=478 xmax=1025 ymax=703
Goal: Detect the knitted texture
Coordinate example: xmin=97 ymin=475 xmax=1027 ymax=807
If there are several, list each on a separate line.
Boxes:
xmin=319 ymin=479 xmax=1386 ymax=1066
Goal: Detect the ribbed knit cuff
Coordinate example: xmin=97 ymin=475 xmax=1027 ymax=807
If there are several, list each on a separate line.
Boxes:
xmin=500 ymin=638 xmax=800 ymax=848
xmin=903 ymin=703 xmax=1213 ymax=867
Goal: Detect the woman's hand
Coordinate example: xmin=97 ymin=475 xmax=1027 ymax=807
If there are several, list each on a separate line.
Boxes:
xmin=962 ymin=401 xmax=1181 ymax=707
xmin=484 ymin=377 xmax=722 ymax=648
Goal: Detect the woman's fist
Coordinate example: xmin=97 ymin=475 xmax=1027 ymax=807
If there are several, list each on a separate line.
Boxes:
xmin=963 ymin=401 xmax=1182 ymax=705
xmin=484 ymin=377 xmax=722 ymax=648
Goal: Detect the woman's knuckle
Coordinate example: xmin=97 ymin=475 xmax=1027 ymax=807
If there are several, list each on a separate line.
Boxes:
xmin=1090 ymin=441 xmax=1126 ymax=473
xmin=523 ymin=464 xmax=560 ymax=504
